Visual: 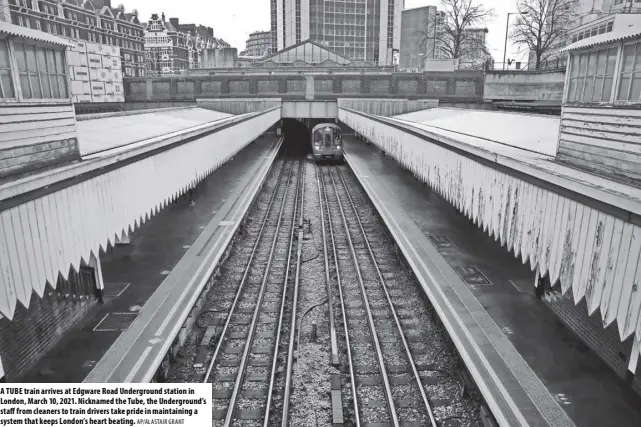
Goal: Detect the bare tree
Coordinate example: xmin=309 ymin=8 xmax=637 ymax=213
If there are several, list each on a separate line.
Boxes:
xmin=510 ymin=0 xmax=579 ymax=70
xmin=416 ymin=0 xmax=494 ymax=62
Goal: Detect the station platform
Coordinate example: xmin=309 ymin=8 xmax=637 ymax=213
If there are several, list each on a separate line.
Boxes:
xmin=21 ymin=134 xmax=281 ymax=383
xmin=343 ymin=136 xmax=641 ymax=427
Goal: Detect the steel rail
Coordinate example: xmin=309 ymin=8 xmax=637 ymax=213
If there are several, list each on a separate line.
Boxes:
xmin=318 ymin=164 xmax=361 ymax=426
xmin=316 ymin=164 xmax=340 ymax=366
xmin=327 ymin=168 xmax=400 ymax=427
xmin=263 ymin=160 xmax=304 ymax=427
xmin=223 ymin=161 xmax=298 ymax=426
xmin=336 ymin=167 xmax=438 ymax=426
xmin=281 ymin=160 xmax=307 ymax=427
xmin=202 ymin=158 xmax=289 ymax=384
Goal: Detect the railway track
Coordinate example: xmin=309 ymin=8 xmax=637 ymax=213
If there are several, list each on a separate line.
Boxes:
xmin=167 ymin=155 xmax=482 ymax=427
xmin=190 ymin=157 xmax=305 ymax=426
xmin=318 ymin=165 xmax=438 ymax=426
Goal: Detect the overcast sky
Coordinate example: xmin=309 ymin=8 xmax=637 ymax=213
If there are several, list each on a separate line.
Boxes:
xmin=121 ymin=0 xmax=528 ymax=62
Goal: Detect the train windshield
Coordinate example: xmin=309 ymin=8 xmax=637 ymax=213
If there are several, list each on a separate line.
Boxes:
xmin=314 ymin=126 xmax=341 ymax=147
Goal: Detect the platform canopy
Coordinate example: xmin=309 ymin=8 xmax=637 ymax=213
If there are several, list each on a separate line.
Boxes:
xmin=259 ymin=39 xmax=352 ymax=66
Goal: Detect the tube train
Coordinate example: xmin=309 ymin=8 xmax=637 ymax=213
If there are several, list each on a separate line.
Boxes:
xmin=311 ymin=123 xmax=343 ymax=163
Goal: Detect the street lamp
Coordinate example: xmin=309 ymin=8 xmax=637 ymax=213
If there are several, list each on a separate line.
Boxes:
xmin=503 ymin=11 xmax=529 ymax=70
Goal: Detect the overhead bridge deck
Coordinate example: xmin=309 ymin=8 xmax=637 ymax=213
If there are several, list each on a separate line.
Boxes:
xmin=3 ymin=99 xmax=641 ymax=427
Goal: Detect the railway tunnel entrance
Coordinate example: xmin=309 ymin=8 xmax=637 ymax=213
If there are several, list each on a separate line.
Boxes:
xmin=281 ymin=118 xmax=340 ymax=156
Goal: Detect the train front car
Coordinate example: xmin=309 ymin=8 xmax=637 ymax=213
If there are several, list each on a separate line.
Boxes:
xmin=311 ymin=123 xmax=343 ymax=163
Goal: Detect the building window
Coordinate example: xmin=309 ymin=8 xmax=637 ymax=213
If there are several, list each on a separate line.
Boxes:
xmin=13 ymin=42 xmax=68 ymax=100
xmin=0 ymin=41 xmax=15 ymax=99
xmin=35 ymin=20 xmax=41 ymax=31
xmin=617 ymin=41 xmax=641 ymax=102
xmin=568 ymin=46 xmax=617 ymax=102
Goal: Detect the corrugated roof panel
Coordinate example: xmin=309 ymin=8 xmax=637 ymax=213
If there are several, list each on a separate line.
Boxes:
xmin=561 ymin=14 xmax=641 ymax=53
xmin=0 ymin=22 xmax=74 ymax=48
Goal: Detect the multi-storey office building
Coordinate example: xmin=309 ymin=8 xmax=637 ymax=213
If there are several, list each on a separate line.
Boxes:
xmin=6 ymin=0 xmax=145 ymax=77
xmin=245 ymin=30 xmax=271 ymax=57
xmin=399 ymin=6 xmax=446 ymax=71
xmin=144 ymin=13 xmax=230 ymax=75
xmin=271 ymin=0 xmax=402 ymax=66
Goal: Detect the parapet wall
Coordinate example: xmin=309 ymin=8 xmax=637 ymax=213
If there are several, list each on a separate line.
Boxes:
xmin=124 ymin=71 xmax=484 ymax=103
xmin=197 ymin=98 xmax=282 ymax=115
xmin=337 ymin=98 xmax=439 ymax=117
xmin=484 ymin=70 xmax=565 ymax=102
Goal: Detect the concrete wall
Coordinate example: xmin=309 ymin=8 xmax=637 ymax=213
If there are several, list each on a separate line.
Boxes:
xmin=123 ymin=70 xmax=485 ymax=103
xmin=0 ymin=103 xmax=80 ymax=179
xmin=281 ymin=101 xmax=337 ymax=118
xmin=196 ymin=98 xmax=281 ymax=115
xmin=200 ymin=48 xmax=238 ymax=68
xmin=338 ymin=98 xmax=438 ymax=116
xmin=484 ymin=70 xmax=566 ymax=102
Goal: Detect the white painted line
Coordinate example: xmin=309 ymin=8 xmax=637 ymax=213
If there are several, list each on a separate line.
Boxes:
xmin=160 ymin=270 xmax=170 ymax=275
xmin=347 ymin=155 xmax=530 ymax=427
xmin=508 ymin=280 xmax=523 ymax=293
xmin=124 ymin=346 xmax=153 ymax=383
xmin=92 ymin=313 xmax=109 ymax=332
xmin=219 ymin=220 xmax=235 ymax=226
xmin=113 ymin=282 xmax=130 ymax=297
xmin=94 ymin=328 xmax=119 ymax=332
xmin=148 ymin=338 xmax=161 ymax=345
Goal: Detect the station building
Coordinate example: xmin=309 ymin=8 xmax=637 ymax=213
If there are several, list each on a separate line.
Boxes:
xmin=548 ymin=14 xmax=641 ymax=386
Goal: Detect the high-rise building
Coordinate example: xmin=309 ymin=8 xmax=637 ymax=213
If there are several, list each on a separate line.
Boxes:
xmin=6 ymin=0 xmax=145 ymax=77
xmin=271 ymin=0 xmax=402 ymax=65
xmin=399 ymin=6 xmax=446 ymax=71
xmin=143 ymin=13 xmax=230 ymax=75
xmin=245 ymin=30 xmax=271 ymax=57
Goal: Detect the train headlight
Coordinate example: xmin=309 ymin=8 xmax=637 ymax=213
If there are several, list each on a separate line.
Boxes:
xmin=335 ymin=145 xmax=341 ymax=149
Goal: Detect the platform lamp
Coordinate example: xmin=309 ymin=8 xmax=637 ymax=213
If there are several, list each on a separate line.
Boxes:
xmin=503 ymin=11 xmax=529 ymax=70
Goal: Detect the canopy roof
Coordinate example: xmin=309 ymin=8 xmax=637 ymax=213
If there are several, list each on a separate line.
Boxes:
xmin=259 ymin=39 xmax=351 ymax=66
xmin=561 ymin=14 xmax=641 ymax=53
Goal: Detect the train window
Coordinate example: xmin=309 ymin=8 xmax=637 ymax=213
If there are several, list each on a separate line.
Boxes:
xmin=314 ymin=131 xmax=322 ymax=143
